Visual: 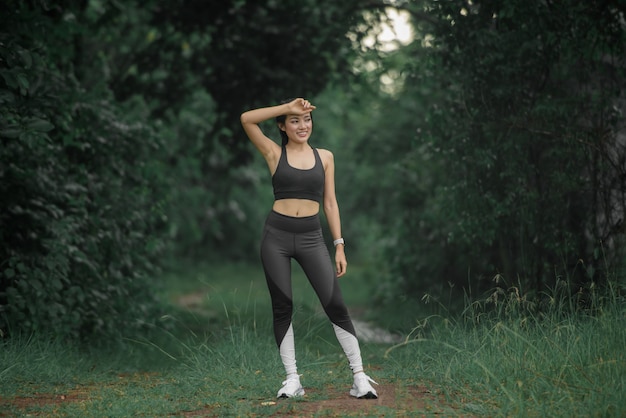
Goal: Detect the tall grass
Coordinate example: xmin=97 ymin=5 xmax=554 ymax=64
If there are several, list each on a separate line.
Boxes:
xmin=383 ymin=274 xmax=626 ymax=416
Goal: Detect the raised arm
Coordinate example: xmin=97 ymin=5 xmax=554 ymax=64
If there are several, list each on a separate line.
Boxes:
xmin=240 ymin=98 xmax=315 ymax=170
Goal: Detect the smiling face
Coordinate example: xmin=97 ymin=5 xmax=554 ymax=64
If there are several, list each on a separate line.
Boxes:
xmin=278 ymin=114 xmax=313 ymax=145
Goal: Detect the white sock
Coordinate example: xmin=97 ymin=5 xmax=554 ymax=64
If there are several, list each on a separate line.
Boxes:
xmin=332 ymin=324 xmax=364 ymax=374
xmin=279 ymin=323 xmax=298 ymax=376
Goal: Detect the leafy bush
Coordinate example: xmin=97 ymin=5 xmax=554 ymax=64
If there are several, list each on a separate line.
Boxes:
xmin=0 ymin=3 xmax=168 ymax=339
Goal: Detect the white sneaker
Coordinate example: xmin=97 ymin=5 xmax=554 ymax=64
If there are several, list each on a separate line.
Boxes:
xmin=350 ymin=373 xmax=378 ymax=399
xmin=277 ymin=375 xmax=305 ymax=398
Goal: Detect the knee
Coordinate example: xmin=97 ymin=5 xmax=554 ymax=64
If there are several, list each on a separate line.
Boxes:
xmin=323 ymin=299 xmax=350 ymax=323
xmin=273 ymin=299 xmax=293 ymax=319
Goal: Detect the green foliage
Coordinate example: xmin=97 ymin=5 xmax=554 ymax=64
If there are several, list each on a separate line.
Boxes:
xmin=6 ymin=0 xmax=624 ymax=344
xmin=374 ymin=0 xmax=626 ymax=301
xmin=0 ymin=2 xmax=168 ymax=339
xmin=84 ymin=0 xmax=375 ymax=261
xmin=0 ymin=0 xmax=381 ymax=339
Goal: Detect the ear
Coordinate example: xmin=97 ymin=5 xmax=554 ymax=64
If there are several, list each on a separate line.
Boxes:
xmin=277 ymin=122 xmax=285 ymax=132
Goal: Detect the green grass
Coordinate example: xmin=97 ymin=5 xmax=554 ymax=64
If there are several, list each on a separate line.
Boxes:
xmin=1 ymin=261 xmax=625 ymax=416
xmin=382 ymin=280 xmax=626 ymax=417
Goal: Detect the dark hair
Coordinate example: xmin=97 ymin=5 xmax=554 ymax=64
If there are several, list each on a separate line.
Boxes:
xmin=275 ymin=98 xmax=313 ymax=146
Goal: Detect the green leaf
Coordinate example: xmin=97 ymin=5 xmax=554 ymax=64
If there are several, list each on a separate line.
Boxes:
xmin=0 ymin=71 xmax=18 ymax=89
xmin=17 ymin=49 xmax=33 ymax=68
xmin=4 ymin=268 xmax=16 ymax=279
xmin=24 ymin=117 xmax=55 ymax=132
xmin=0 ymin=125 xmax=22 ymax=138
xmin=52 ymin=278 xmax=63 ymax=290
xmin=16 ymin=73 xmax=30 ymax=94
xmin=31 ymin=280 xmax=43 ymax=291
xmin=0 ymin=90 xmax=16 ymax=104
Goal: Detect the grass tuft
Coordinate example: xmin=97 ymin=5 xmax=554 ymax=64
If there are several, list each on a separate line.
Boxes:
xmin=383 ymin=274 xmax=626 ymax=416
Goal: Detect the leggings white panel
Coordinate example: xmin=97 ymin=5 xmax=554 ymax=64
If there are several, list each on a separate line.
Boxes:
xmin=333 ymin=324 xmax=364 ymax=374
xmin=279 ymin=323 xmax=297 ymax=376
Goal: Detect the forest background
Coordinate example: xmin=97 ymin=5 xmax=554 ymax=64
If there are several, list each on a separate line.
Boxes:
xmin=1 ymin=0 xmax=625 ymax=342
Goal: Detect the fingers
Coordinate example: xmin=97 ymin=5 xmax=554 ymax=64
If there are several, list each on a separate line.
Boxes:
xmin=301 ymin=98 xmax=315 ymax=110
xmin=336 ymin=259 xmax=347 ymax=278
xmin=293 ymin=98 xmax=316 ymax=113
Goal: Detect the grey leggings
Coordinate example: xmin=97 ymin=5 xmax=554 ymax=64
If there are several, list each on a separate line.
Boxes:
xmin=260 ymin=210 xmax=356 ymax=348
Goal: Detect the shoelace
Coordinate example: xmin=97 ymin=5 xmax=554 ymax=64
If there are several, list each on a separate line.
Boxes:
xmin=281 ymin=376 xmax=301 ymax=386
xmin=356 ymin=374 xmax=378 ymax=386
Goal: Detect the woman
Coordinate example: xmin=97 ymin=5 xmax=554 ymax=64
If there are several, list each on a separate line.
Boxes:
xmin=240 ymin=98 xmax=378 ymax=399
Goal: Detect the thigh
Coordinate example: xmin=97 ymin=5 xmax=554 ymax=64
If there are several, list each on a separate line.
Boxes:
xmin=295 ymin=230 xmax=337 ymax=305
xmin=261 ymin=225 xmax=294 ymax=300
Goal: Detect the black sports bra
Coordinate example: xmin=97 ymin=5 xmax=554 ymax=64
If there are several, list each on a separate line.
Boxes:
xmin=272 ymin=146 xmax=324 ymax=203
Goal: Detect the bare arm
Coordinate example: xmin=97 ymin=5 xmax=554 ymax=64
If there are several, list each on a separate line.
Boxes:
xmin=240 ymin=98 xmax=315 ymax=170
xmin=321 ymin=149 xmax=347 ymax=277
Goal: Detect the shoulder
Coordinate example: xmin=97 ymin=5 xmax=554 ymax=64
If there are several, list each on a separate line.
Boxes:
xmin=316 ymin=148 xmax=334 ymax=161
xmin=316 ymin=148 xmax=335 ymax=171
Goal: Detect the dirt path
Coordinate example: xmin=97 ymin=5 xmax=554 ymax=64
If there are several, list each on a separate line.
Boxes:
xmin=1 ymin=292 xmax=467 ymax=417
xmin=183 ymin=383 xmax=445 ymax=417
xmin=1 ymin=381 xmax=450 ymax=417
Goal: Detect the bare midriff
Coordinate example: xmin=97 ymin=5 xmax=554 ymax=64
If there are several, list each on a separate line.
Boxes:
xmin=273 ymin=199 xmax=320 ymax=218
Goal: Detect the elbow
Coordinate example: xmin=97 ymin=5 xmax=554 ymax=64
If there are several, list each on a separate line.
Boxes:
xmin=323 ymin=200 xmax=338 ymax=214
xmin=241 ymin=110 xmax=256 ymax=125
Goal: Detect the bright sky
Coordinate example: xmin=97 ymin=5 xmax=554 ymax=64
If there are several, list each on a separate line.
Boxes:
xmin=357 ymin=7 xmax=413 ymax=51
xmin=354 ymin=7 xmax=414 ymax=94
xmin=379 ymin=8 xmax=413 ymax=48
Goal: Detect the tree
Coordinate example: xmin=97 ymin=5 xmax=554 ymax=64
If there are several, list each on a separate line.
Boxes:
xmin=384 ymin=0 xmax=626 ymax=301
xmin=0 ymin=0 xmax=167 ymax=339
